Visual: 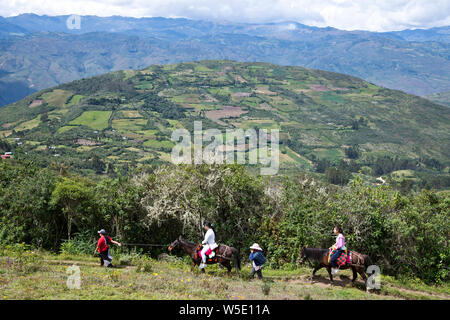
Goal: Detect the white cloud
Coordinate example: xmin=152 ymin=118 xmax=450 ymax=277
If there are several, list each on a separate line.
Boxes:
xmin=1 ymin=0 xmax=449 ymax=31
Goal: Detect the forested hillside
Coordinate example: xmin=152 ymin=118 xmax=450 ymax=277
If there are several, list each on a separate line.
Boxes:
xmin=0 ymin=61 xmax=449 ymax=190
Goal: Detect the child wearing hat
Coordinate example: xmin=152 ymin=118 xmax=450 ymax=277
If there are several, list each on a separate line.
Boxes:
xmin=249 ymin=243 xmax=266 ymax=279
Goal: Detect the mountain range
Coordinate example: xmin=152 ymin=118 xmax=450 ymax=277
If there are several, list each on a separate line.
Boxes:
xmin=0 ymin=14 xmax=449 ymax=107
xmin=0 ymin=60 xmax=448 ymax=188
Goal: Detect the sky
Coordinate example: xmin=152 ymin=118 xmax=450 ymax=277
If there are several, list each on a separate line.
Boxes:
xmin=1 ymin=0 xmax=449 ymax=32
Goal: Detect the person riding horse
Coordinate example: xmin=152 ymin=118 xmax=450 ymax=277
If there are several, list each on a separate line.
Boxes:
xmin=199 ymin=221 xmax=218 ymax=269
xmin=298 ymin=225 xmax=372 ymax=284
xmin=330 ymin=226 xmax=346 ymax=275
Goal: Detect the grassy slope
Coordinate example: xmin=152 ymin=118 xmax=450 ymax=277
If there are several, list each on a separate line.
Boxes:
xmin=0 ymin=60 xmax=449 ymax=175
xmin=1 ymin=252 xmax=448 ymax=300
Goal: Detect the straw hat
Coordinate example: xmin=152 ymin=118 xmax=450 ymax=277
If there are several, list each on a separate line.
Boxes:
xmin=250 ymin=243 xmax=262 ymax=251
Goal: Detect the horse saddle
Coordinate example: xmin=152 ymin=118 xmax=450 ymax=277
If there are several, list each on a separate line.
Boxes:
xmin=329 ymin=247 xmax=352 ymax=266
xmin=196 ymin=244 xmax=219 ymax=263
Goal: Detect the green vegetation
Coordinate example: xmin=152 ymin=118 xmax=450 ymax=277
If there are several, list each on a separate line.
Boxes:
xmin=0 ymin=61 xmax=448 ymax=191
xmin=41 ymin=89 xmax=73 ymax=108
xmin=1 ymin=245 xmax=448 ymax=300
xmin=67 ymin=94 xmax=84 ymax=106
xmin=0 ymin=161 xmax=448 ymax=286
xmin=14 ymin=115 xmax=41 ymax=131
xmin=142 ymin=139 xmax=174 ymax=150
xmin=69 ymin=111 xmax=112 ymax=130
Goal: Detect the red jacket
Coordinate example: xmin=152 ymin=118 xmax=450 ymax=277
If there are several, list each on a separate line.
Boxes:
xmin=97 ymin=236 xmax=112 ymax=253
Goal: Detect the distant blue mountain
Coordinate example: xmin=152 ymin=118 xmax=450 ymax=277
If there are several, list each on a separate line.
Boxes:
xmin=0 ymin=14 xmax=448 ymax=106
xmin=387 ymin=26 xmax=450 ymax=43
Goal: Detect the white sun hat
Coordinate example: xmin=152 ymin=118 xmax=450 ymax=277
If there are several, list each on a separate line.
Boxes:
xmin=250 ymin=243 xmax=262 ymax=251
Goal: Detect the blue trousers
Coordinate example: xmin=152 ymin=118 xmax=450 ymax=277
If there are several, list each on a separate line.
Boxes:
xmin=330 ymin=249 xmax=344 ymax=268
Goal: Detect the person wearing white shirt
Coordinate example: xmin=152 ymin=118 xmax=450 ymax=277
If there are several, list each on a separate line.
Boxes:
xmin=199 ymin=221 xmax=218 ymax=269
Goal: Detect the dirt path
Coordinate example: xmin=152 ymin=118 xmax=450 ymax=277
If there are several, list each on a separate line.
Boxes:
xmin=44 ymin=259 xmax=135 ymax=270
xmin=269 ymin=274 xmax=449 ymax=300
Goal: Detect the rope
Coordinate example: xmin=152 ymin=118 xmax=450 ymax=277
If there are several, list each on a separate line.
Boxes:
xmin=217 ymin=245 xmax=232 ymax=260
xmin=351 ymin=251 xmax=363 ymax=265
xmin=121 ymin=243 xmax=169 ymax=247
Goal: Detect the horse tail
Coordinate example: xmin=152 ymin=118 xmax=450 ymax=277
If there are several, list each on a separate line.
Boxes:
xmin=232 ymin=247 xmax=241 ymax=271
xmin=364 ymin=254 xmax=372 ymax=272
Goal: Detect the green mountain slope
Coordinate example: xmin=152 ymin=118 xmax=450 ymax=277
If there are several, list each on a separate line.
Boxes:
xmin=0 ymin=60 xmax=449 ymax=183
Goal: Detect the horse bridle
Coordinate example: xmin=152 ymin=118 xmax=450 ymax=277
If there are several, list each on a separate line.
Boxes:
xmin=168 ymin=240 xmax=179 ymax=251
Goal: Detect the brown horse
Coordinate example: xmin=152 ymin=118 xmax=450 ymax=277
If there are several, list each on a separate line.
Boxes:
xmin=298 ymin=246 xmax=371 ymax=284
xmin=168 ymin=236 xmax=241 ymax=274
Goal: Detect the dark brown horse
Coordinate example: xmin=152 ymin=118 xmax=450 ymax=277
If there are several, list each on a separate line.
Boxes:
xmin=298 ymin=246 xmax=371 ymax=284
xmin=168 ymin=236 xmax=241 ymax=274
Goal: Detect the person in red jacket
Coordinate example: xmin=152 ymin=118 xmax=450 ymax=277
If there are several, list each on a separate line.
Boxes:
xmin=94 ymin=229 xmax=121 ymax=267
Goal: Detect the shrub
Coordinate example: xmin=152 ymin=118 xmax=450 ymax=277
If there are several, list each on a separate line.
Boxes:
xmin=108 ymin=270 xmax=122 ymax=282
xmin=5 ymin=245 xmax=43 ymax=274
xmin=60 ymin=232 xmax=95 ymax=255
xmin=261 ymin=280 xmax=272 ymax=296
xmin=259 ymin=175 xmax=450 ymax=284
xmin=116 ymin=250 xmax=142 ymax=266
xmin=134 ymin=256 xmax=154 ymax=273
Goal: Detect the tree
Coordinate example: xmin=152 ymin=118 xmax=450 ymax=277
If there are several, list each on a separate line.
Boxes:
xmin=50 ymin=178 xmax=93 ymax=240
xmin=137 ymin=164 xmax=269 ymax=248
xmin=41 ymin=112 xmax=49 ymax=123
xmin=325 ymin=166 xmax=351 ymax=185
xmin=91 ymin=155 xmax=106 ymax=174
xmin=345 ymin=145 xmax=360 ymax=159
xmin=315 ymin=159 xmax=331 ymax=173
xmin=0 ymin=139 xmax=11 ymax=152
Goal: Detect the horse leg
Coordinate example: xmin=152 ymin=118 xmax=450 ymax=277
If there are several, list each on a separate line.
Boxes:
xmin=312 ymin=266 xmax=321 ymax=277
xmin=226 ymin=265 xmax=232 ymax=276
xmin=224 ymin=261 xmax=232 ymax=275
xmin=326 ymin=266 xmax=333 ymax=282
xmin=351 ymin=267 xmax=358 ymax=282
xmin=201 ymin=263 xmax=206 ymax=273
xmin=357 ymin=267 xmax=367 ymax=281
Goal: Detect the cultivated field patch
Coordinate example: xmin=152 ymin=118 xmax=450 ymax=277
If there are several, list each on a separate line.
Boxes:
xmin=29 ymin=99 xmax=44 ymax=108
xmin=112 ymin=118 xmax=147 ymax=132
xmin=15 ymin=115 xmax=41 ymax=131
xmin=41 ymin=89 xmax=73 ymax=107
xmin=205 ymin=106 xmax=248 ymax=123
xmin=69 ymin=111 xmax=112 ymax=130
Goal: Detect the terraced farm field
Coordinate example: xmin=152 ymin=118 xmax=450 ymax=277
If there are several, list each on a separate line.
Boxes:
xmin=0 ymin=61 xmax=448 ymax=184
xmin=69 ymin=111 xmax=112 ymax=131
